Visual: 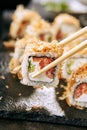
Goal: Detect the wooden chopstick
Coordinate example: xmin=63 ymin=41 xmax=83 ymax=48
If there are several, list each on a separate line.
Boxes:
xmin=58 ymin=26 xmax=87 ymax=46
xmin=12 ymin=65 xmax=21 ymax=74
xmin=32 ymin=40 xmax=87 ymax=78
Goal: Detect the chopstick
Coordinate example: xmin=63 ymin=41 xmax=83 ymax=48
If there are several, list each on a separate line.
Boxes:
xmin=32 ymin=40 xmax=87 ymax=78
xmin=58 ymin=26 xmax=87 ymax=46
xmin=12 ymin=27 xmax=87 ymax=76
xmin=12 ymin=65 xmax=21 ymax=74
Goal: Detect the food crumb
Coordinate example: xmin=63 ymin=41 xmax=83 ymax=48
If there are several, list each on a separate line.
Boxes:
xmin=0 ymin=96 xmax=3 ymax=100
xmin=3 ymin=40 xmax=15 ymax=49
xmin=0 ymin=75 xmax=5 ymax=80
xmin=18 ymin=93 xmax=22 ymax=96
xmin=56 ymin=92 xmax=59 ymax=95
xmin=9 ymin=52 xmax=14 ymax=57
xmin=33 ymin=86 xmax=43 ymax=89
xmin=5 ymin=85 xmax=9 ymax=89
xmin=32 ymin=106 xmax=42 ymax=110
xmin=60 ymin=84 xmax=66 ymax=89
xmin=12 ymin=75 xmax=16 ymax=78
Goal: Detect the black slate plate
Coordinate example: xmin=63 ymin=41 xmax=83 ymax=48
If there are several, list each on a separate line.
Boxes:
xmin=0 ymin=11 xmax=87 ymax=127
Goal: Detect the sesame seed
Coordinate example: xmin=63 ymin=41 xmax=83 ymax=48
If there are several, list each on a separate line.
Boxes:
xmin=18 ymin=93 xmax=22 ymax=96
xmin=5 ymin=85 xmax=9 ymax=89
xmin=0 ymin=96 xmax=3 ymax=100
xmin=56 ymin=92 xmax=59 ymax=95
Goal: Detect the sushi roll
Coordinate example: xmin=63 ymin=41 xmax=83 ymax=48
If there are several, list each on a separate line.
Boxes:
xmin=9 ymin=5 xmax=41 ymax=39
xmin=64 ymin=63 xmax=87 ymax=109
xmin=52 ymin=13 xmax=80 ymax=41
xmin=25 ymin=19 xmax=54 ymax=42
xmin=9 ymin=37 xmax=38 ymax=74
xmin=20 ymin=40 xmax=63 ymax=87
xmin=59 ymin=35 xmax=87 ymax=81
xmin=60 ymin=55 xmax=87 ymax=81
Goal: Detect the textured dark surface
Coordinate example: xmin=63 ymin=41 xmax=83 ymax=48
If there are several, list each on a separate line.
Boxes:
xmin=0 ymin=110 xmax=87 ymax=127
xmin=0 ymin=3 xmax=87 ymax=130
xmin=0 ymin=119 xmax=87 ymax=130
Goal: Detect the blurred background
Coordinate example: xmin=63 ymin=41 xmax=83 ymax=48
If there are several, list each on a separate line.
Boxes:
xmin=0 ymin=0 xmax=87 ymax=13
xmin=30 ymin=0 xmax=87 ymax=21
xmin=32 ymin=0 xmax=87 ymax=13
xmin=0 ymin=0 xmax=87 ymax=40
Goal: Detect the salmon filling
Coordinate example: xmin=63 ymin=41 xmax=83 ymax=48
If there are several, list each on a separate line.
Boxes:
xmin=39 ymin=32 xmax=52 ymax=42
xmin=28 ymin=56 xmax=55 ymax=82
xmin=56 ymin=30 xmax=63 ymax=41
xmin=74 ymin=83 xmax=87 ymax=99
xmin=17 ymin=20 xmax=29 ymax=37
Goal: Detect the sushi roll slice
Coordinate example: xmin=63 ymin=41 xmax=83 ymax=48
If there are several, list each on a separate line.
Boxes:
xmin=52 ymin=13 xmax=80 ymax=41
xmin=21 ymin=40 xmax=63 ymax=87
xmin=64 ymin=63 xmax=87 ymax=109
xmin=9 ymin=5 xmax=41 ymax=39
xmin=25 ymin=19 xmax=54 ymax=42
xmin=60 ymin=55 xmax=87 ymax=81
xmin=9 ymin=37 xmax=38 ymax=74
xmin=60 ymin=34 xmax=87 ymax=81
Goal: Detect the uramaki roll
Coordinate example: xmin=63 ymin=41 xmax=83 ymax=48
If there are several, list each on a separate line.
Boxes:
xmin=60 ymin=55 xmax=87 ymax=81
xmin=25 ymin=19 xmax=54 ymax=42
xmin=52 ymin=13 xmax=80 ymax=41
xmin=9 ymin=5 xmax=41 ymax=39
xmin=64 ymin=63 xmax=87 ymax=109
xmin=9 ymin=37 xmax=38 ymax=73
xmin=59 ymin=36 xmax=87 ymax=81
xmin=20 ymin=40 xmax=63 ymax=87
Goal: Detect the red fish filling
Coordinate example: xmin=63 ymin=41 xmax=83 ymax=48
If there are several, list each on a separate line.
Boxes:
xmin=39 ymin=33 xmax=44 ymax=41
xmin=73 ymin=83 xmax=87 ymax=99
xmin=33 ymin=57 xmax=55 ymax=79
xmin=56 ymin=30 xmax=63 ymax=41
xmin=39 ymin=33 xmax=52 ymax=42
xmin=17 ymin=20 xmax=29 ymax=37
